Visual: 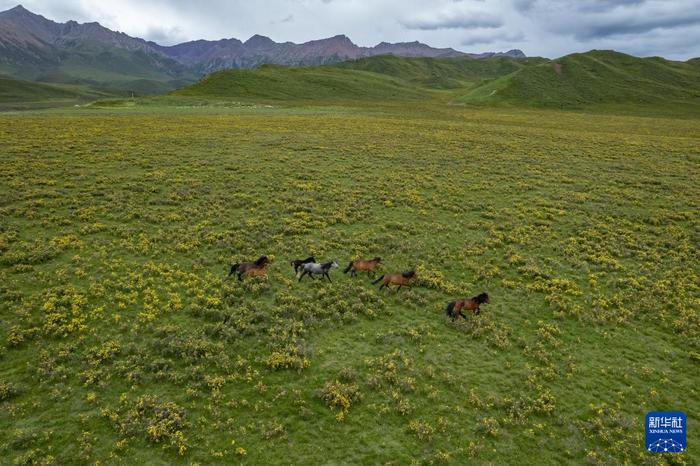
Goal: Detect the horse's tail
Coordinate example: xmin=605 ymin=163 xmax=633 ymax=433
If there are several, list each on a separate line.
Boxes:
xmin=371 ymin=274 xmax=385 ymax=285
xmin=228 ymin=263 xmax=239 ymax=277
xmin=445 ymin=301 xmax=455 ymax=317
xmin=343 ymin=261 xmax=353 ymax=274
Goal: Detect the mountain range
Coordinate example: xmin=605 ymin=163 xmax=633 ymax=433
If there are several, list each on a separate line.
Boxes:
xmin=0 ymin=5 xmax=525 ymax=94
xmin=153 ymin=34 xmax=525 ymax=75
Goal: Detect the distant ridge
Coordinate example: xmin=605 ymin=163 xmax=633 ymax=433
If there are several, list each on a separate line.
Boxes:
xmin=0 ymin=4 xmax=526 ymax=90
xmin=154 ymin=35 xmax=526 ymax=74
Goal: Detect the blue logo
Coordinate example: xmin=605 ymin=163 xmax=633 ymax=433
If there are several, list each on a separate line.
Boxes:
xmin=646 ymin=411 xmax=686 ymax=453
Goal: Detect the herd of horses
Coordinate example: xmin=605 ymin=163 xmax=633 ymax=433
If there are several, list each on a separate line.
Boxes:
xmin=229 ymin=255 xmax=490 ymax=321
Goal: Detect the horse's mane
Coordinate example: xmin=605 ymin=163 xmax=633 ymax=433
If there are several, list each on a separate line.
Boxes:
xmin=321 ymin=261 xmax=335 ymax=268
xmin=255 ymin=256 xmax=269 ymax=266
xmin=372 ymin=257 xmax=382 ymax=262
xmin=402 ymin=270 xmax=416 ymax=278
xmin=474 ymin=292 xmax=489 ymax=303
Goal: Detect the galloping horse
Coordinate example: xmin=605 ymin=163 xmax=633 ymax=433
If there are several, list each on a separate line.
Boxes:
xmin=291 ymin=256 xmax=316 ymax=274
xmin=445 ymin=293 xmax=490 ymax=320
xmin=228 ymin=256 xmax=271 ymax=281
xmin=372 ymin=270 xmax=416 ymax=292
xmin=298 ymin=261 xmax=339 ymax=282
xmin=344 ymin=257 xmax=382 ymax=277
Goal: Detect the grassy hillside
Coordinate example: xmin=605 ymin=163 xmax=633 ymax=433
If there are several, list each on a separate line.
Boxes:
xmin=0 ymin=75 xmax=109 ymax=109
xmin=172 ymin=64 xmax=430 ymax=102
xmin=171 ymin=51 xmax=700 ymax=115
xmin=334 ymin=54 xmax=546 ymax=89
xmin=0 ymin=102 xmax=698 ymax=465
xmin=459 ymin=50 xmax=700 ymax=111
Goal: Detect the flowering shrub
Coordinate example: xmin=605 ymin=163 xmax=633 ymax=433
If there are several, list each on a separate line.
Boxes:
xmin=408 ymin=419 xmax=435 ymax=441
xmin=41 ymin=287 xmax=88 ymax=337
xmin=0 ymin=381 xmax=21 ymax=401
xmin=102 ymin=394 xmax=188 ymax=455
xmin=319 ymin=380 xmax=362 ymax=421
xmin=476 ymin=417 xmax=499 ymax=436
xmin=264 ymin=349 xmax=308 ymax=371
xmin=415 ymin=264 xmax=458 ymax=294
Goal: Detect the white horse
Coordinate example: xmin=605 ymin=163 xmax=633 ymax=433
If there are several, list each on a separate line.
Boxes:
xmin=298 ymin=261 xmax=339 ymax=282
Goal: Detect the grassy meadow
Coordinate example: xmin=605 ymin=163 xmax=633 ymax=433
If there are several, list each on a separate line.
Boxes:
xmin=0 ymin=98 xmax=699 ymax=465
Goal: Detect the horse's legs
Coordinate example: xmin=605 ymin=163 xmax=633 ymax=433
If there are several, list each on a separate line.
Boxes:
xmin=475 ymin=307 xmax=481 ymax=316
xmin=396 ymin=285 xmax=402 ymax=292
xmin=298 ymin=271 xmax=307 ymax=282
xmin=237 ymin=272 xmax=243 ymax=281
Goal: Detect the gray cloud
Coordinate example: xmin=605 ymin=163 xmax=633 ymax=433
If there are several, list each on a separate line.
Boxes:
xmin=401 ymin=10 xmax=503 ymax=30
xmin=528 ymin=1 xmax=700 ymax=43
xmin=576 ymin=0 xmax=648 ymax=14
xmin=144 ymin=25 xmax=186 ymax=44
xmin=0 ymin=0 xmax=698 ymax=59
xmin=461 ymin=29 xmax=525 ymax=46
xmin=512 ymin=0 xmax=537 ymax=13
xmin=577 ymin=13 xmax=700 ymax=39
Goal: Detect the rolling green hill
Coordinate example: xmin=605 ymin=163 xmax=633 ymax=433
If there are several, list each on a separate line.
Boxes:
xmin=172 ymin=51 xmax=700 ymax=115
xmin=459 ymin=50 xmax=700 ymax=111
xmin=172 ymin=64 xmax=430 ymax=102
xmin=0 ymin=74 xmax=109 ymax=109
xmin=334 ymin=55 xmax=546 ymax=89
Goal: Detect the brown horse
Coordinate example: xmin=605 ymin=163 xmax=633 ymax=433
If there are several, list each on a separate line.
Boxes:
xmin=372 ymin=270 xmax=416 ymax=292
xmin=228 ymin=256 xmax=271 ymax=281
xmin=344 ymin=257 xmax=382 ymax=277
xmin=445 ymin=293 xmax=490 ymax=320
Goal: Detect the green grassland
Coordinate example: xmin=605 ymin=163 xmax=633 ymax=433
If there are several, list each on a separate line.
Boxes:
xmin=1 ymin=95 xmax=698 ymax=465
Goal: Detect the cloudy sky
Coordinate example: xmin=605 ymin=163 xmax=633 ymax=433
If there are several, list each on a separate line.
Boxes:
xmin=3 ymin=0 xmax=700 ymax=59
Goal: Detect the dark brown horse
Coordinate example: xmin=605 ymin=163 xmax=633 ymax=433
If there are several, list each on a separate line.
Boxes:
xmin=372 ymin=270 xmax=415 ymax=292
xmin=228 ymin=256 xmax=271 ymax=281
xmin=445 ymin=293 xmax=490 ymax=320
xmin=344 ymin=257 xmax=382 ymax=277
xmin=291 ymin=256 xmax=315 ymax=274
